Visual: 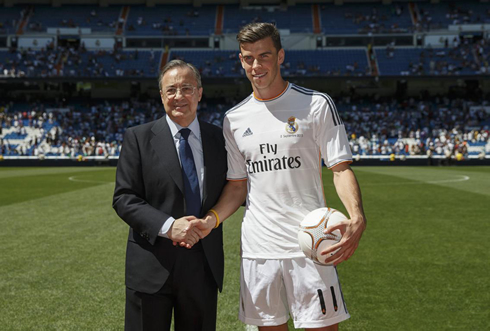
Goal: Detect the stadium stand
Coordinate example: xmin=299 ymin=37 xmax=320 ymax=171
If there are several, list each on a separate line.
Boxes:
xmin=376 ymin=43 xmax=488 ymax=76
xmin=0 ymin=47 xmax=59 ymax=78
xmin=376 ymin=47 xmax=423 ymax=76
xmin=125 ymin=5 xmax=217 ymax=36
xmin=0 ymin=0 xmax=489 ymax=164
xmin=0 ymin=48 xmax=162 ymax=78
xmin=222 ymin=4 xmax=313 ymax=34
xmin=2 ymin=94 xmax=488 ymax=160
xmin=60 ymin=49 xmax=161 ymax=78
xmin=3 ymin=31 xmax=488 ymax=78
xmin=283 ymin=49 xmax=369 ymax=76
xmin=25 ymin=5 xmax=122 ymax=33
xmin=0 ymin=5 xmax=26 ymax=34
xmin=320 ymin=3 xmax=413 ymax=34
xmin=170 ymin=50 xmax=242 ymax=77
xmin=170 ymin=48 xmax=370 ymax=77
xmin=416 ymin=1 xmax=490 ymax=31
xmin=338 ymin=96 xmax=489 ymax=158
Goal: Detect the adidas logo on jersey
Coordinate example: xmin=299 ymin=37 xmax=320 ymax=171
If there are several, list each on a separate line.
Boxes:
xmin=242 ymin=128 xmax=253 ymax=137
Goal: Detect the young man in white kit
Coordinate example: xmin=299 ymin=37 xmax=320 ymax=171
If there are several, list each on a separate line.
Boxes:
xmin=186 ymin=23 xmax=367 ymax=330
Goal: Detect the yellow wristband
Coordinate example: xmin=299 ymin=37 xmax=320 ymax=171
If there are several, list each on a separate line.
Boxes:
xmin=209 ymin=209 xmax=220 ymax=228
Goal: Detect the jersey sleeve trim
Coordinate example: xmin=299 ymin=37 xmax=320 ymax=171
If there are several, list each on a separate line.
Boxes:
xmin=291 ymin=85 xmax=343 ymax=126
xmin=328 ymin=160 xmax=353 ymax=169
xmin=226 ymin=177 xmax=248 ymax=181
xmin=224 ymin=94 xmax=253 ymax=116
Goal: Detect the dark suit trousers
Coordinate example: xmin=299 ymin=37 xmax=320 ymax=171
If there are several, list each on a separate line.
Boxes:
xmin=125 ymin=245 xmax=218 ymax=331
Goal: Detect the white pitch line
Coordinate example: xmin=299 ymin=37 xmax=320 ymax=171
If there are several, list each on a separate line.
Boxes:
xmin=426 ymin=175 xmax=470 ymax=184
xmin=68 ymin=176 xmax=111 ymax=184
xmin=245 ymin=325 xmax=258 ymax=331
xmin=362 ymin=175 xmax=470 ymax=186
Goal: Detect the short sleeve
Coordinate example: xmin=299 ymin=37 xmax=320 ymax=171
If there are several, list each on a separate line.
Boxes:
xmin=313 ymin=95 xmax=353 ymax=168
xmin=223 ymin=116 xmax=248 ymax=180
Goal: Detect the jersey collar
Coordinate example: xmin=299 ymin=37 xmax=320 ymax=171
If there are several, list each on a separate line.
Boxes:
xmin=253 ymin=82 xmax=290 ymax=103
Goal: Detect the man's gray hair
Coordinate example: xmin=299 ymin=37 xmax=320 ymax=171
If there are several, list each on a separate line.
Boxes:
xmin=158 ymin=59 xmax=202 ymax=91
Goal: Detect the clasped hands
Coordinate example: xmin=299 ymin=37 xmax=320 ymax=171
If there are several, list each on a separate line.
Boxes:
xmin=168 ymin=214 xmax=216 ymax=248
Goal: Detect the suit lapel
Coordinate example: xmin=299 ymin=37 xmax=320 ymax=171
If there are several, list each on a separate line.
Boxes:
xmin=150 ymin=116 xmax=184 ymax=194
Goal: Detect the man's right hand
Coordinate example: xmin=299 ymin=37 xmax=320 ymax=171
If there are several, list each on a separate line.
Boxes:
xmin=168 ymin=216 xmax=203 ymax=248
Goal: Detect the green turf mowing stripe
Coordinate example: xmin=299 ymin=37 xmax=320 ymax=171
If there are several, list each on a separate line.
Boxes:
xmin=1 ymin=166 xmax=488 ymax=330
xmin=0 ymin=166 xmax=112 ymax=179
xmin=0 ymin=168 xmax=116 ymax=207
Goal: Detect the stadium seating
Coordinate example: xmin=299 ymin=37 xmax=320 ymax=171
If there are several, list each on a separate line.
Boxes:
xmin=0 ymin=6 xmax=24 ymax=34
xmin=62 ymin=49 xmax=161 ymax=78
xmin=125 ymin=5 xmax=217 ymax=36
xmin=284 ymin=49 xmax=369 ymax=76
xmin=222 ymin=5 xmax=313 ymax=34
xmin=376 ymin=47 xmax=424 ymax=76
xmin=0 ymin=48 xmax=59 ymax=78
xmin=417 ymin=1 xmax=490 ymax=30
xmin=170 ymin=49 xmax=369 ymax=77
xmin=376 ymin=46 xmax=486 ymax=76
xmin=2 ymin=95 xmax=488 ymax=158
xmin=1 ymin=1 xmax=489 ymax=160
xmin=170 ymin=50 xmax=241 ymax=77
xmin=0 ymin=49 xmax=162 ymax=78
xmin=5 ymin=2 xmax=490 ymax=37
xmin=2 ymin=131 xmax=27 ymax=140
xmin=27 ymin=5 xmax=122 ymax=33
xmin=320 ymin=3 xmax=413 ymax=34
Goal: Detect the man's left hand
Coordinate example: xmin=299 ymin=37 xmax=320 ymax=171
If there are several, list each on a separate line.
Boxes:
xmin=321 ymin=215 xmax=366 ymax=266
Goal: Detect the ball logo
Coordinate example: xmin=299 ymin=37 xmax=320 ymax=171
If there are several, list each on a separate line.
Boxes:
xmin=285 ymin=116 xmax=298 ymax=134
xmin=298 ymin=207 xmax=345 ymax=265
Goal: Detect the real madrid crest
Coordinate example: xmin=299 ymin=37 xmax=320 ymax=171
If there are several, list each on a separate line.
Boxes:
xmin=285 ymin=116 xmax=298 ymax=134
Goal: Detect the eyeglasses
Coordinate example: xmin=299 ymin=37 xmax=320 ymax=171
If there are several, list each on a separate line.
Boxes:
xmin=163 ymin=85 xmax=197 ymax=98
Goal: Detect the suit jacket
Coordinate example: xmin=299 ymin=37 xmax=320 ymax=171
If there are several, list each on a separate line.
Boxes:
xmin=113 ymin=115 xmax=227 ymax=294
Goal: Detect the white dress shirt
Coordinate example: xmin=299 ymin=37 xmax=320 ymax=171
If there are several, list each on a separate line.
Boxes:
xmin=159 ymin=115 xmax=204 ymax=238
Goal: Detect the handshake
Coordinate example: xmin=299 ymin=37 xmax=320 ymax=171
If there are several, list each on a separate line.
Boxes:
xmin=168 ymin=211 xmax=218 ymax=248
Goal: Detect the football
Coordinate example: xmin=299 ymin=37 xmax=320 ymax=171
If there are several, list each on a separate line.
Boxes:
xmin=298 ymin=207 xmax=347 ymax=265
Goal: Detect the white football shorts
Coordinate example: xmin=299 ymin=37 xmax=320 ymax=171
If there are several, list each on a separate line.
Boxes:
xmin=239 ymin=257 xmax=350 ymax=329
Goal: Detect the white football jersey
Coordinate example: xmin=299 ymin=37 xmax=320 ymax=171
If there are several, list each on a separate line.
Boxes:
xmin=224 ymin=83 xmax=352 ymax=259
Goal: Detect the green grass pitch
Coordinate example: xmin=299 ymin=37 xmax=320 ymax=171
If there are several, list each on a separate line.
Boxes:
xmin=0 ymin=166 xmax=489 ymax=330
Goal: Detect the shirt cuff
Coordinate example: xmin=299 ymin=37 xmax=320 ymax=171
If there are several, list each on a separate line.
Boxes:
xmin=158 ymin=216 xmax=176 ymax=238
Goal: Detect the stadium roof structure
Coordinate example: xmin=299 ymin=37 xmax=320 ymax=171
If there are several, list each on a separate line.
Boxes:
xmin=0 ymin=0 xmax=446 ymax=6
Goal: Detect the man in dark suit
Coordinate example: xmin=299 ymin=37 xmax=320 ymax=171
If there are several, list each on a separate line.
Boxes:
xmin=113 ymin=59 xmax=227 ymax=331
